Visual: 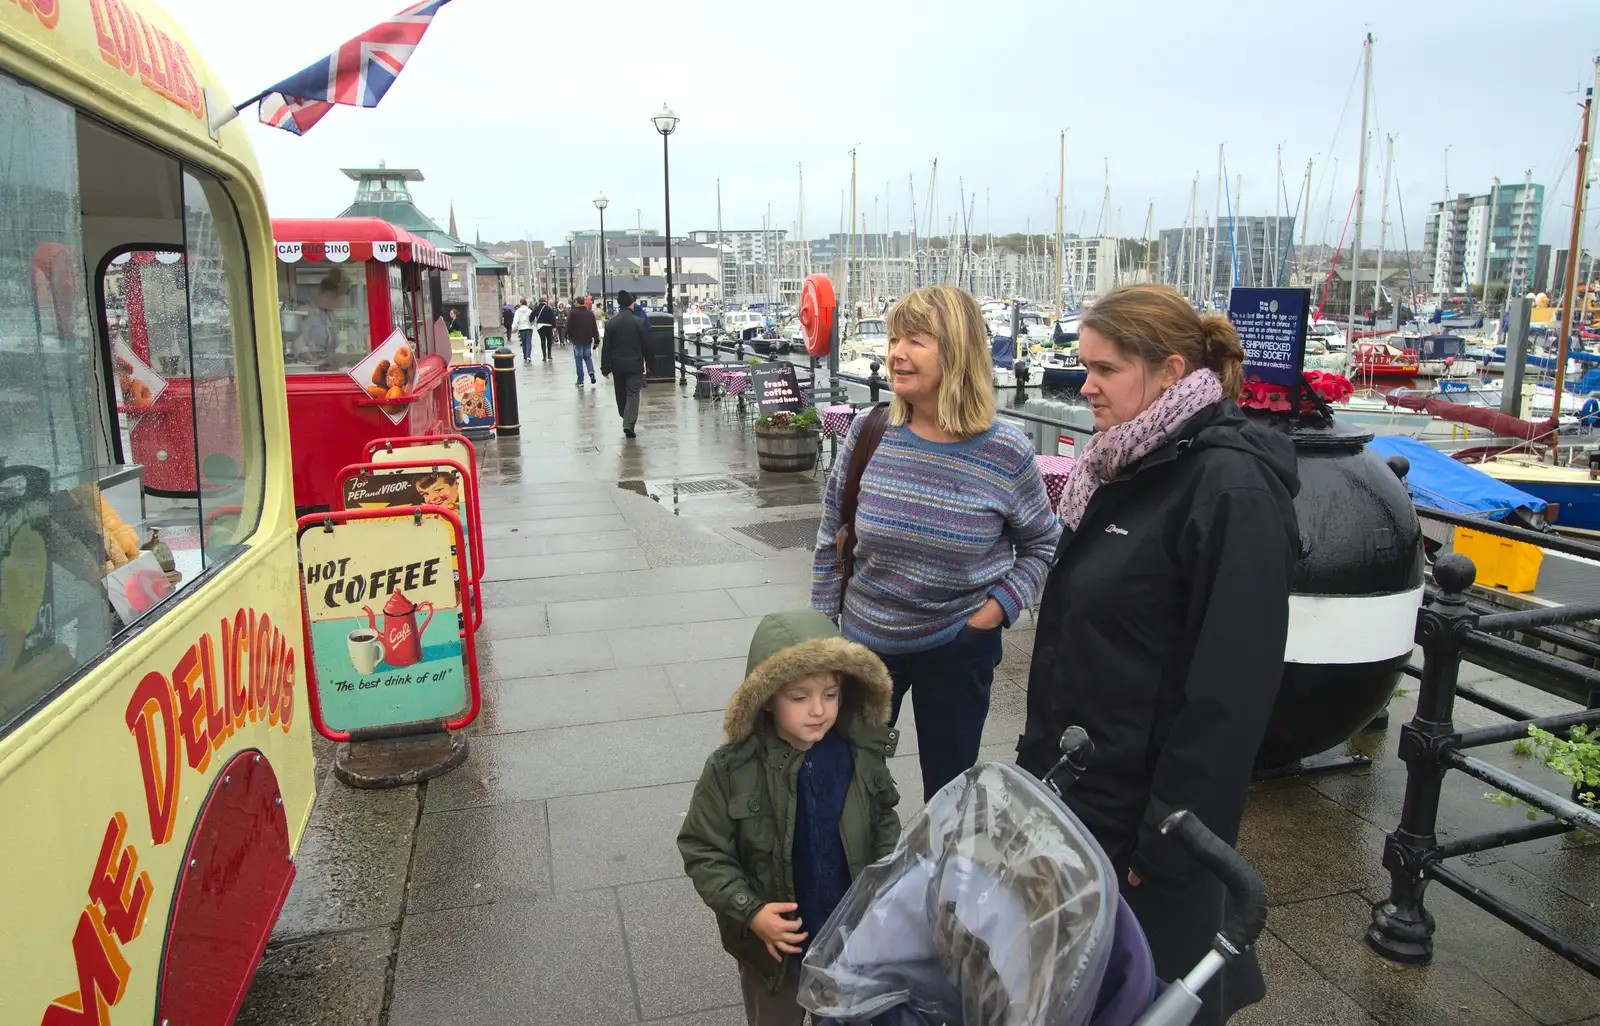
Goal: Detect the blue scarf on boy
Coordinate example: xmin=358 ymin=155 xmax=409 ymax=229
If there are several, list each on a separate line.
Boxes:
xmin=793 ymin=729 xmax=854 ymax=950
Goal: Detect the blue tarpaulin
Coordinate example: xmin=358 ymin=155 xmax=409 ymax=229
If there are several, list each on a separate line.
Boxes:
xmin=1366 ymin=436 xmax=1546 ymax=520
xmin=991 ymin=334 xmax=1016 ymax=370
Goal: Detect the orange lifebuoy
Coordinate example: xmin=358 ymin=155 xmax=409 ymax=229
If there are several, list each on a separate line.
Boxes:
xmin=800 ymin=274 xmax=836 ymax=358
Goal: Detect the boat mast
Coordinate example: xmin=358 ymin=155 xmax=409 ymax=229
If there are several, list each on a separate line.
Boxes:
xmin=717 ymin=179 xmax=724 ymax=307
xmin=1296 ymin=159 xmax=1312 ymax=286
xmin=849 ymin=148 xmax=857 ymax=319
xmin=1143 ymin=200 xmax=1155 ymax=283
xmin=1057 ymin=129 xmax=1066 ymax=312
xmin=1346 ymin=32 xmax=1374 ymax=353
xmin=1208 ymin=144 xmax=1223 ymax=306
xmin=1374 ymin=135 xmax=1393 ymax=329
xmin=909 ymin=173 xmax=919 ymax=289
xmin=1272 ymin=144 xmax=1282 ymax=287
xmin=1549 ymin=61 xmax=1595 ymax=454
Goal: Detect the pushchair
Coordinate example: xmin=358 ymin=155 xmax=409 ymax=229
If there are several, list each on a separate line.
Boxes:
xmin=797 ymin=729 xmax=1267 ymax=1026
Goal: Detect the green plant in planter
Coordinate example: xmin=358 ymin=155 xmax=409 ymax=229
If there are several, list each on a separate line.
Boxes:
xmin=755 ymin=406 xmax=821 ymax=429
xmin=1484 ymin=724 xmax=1599 ymax=834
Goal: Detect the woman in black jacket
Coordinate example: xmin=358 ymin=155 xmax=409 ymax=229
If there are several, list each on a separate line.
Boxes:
xmin=1018 ymin=284 xmax=1299 ymax=1025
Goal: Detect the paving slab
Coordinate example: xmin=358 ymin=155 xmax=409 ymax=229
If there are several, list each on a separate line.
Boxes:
xmin=665 ymin=657 xmax=748 ymax=713
xmin=483 ymin=547 xmax=650 ymax=582
xmin=620 ymin=558 xmax=811 ymax=596
xmin=479 ymin=602 xmax=550 ymax=639
xmin=1236 ymin=784 xmax=1391 ymax=906
xmin=408 ymin=799 xmax=552 ymax=913
xmin=482 ymin=572 xmax=635 ymax=607
xmin=481 ymin=514 xmax=629 ymax=538
xmin=478 ymin=631 xmax=618 ymax=680
xmin=726 ymin=582 xmax=814 ymax=618
xmin=273 ymin=778 xmax=419 ymax=942
xmin=1233 ymin=930 xmax=1378 ymax=1026
xmin=236 ymin=926 xmax=395 ymax=1026
xmin=388 ymin=891 xmax=637 ymax=1026
xmin=476 ymin=528 xmax=639 ymax=559
xmin=1269 ymin=891 xmax=1539 ymax=1026
xmin=472 ymin=667 xmax=682 ymax=735
xmin=618 ymin=876 xmax=744 ymax=1021
xmin=424 ymin=712 xmax=723 ymax=811
xmin=1405 ymin=862 xmax=1600 ymax=1023
xmin=547 ymin=589 xmax=745 ymax=634
xmin=547 ymin=781 xmax=698 ymax=891
xmin=609 ymin=616 xmax=768 ymax=669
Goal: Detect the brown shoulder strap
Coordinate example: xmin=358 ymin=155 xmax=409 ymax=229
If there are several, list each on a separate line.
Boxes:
xmin=839 ymin=404 xmax=890 ymax=531
xmin=833 ymin=404 xmax=891 ymax=610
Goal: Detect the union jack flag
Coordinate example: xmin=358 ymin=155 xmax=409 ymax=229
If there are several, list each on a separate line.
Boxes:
xmin=256 ymin=0 xmax=453 ymax=136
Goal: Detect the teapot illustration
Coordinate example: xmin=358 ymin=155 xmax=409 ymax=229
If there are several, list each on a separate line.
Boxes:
xmin=361 ymin=589 xmax=434 ymax=668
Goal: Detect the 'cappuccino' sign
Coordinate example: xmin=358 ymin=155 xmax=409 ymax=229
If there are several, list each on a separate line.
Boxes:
xmin=297 ymin=510 xmax=479 ymax=737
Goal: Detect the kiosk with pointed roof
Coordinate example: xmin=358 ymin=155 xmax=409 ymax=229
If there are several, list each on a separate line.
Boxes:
xmin=338 ymin=162 xmax=507 ymax=337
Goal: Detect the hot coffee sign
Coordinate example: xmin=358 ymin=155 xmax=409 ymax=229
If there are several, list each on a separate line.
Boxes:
xmin=296 ymin=509 xmax=480 ymax=738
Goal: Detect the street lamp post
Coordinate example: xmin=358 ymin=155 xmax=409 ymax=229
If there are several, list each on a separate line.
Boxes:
xmin=653 ymin=103 xmax=685 ymax=384
xmin=593 ymin=192 xmax=609 ymax=314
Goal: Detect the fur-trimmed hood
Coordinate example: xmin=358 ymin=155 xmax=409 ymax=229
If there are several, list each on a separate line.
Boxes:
xmin=723 ymin=610 xmax=893 ymax=744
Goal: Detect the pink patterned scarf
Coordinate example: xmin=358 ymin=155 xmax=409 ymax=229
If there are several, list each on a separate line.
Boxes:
xmin=1057 ymin=369 xmax=1223 ymax=530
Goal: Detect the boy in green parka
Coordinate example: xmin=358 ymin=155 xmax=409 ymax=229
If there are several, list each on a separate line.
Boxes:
xmin=678 ymin=610 xmax=902 ymax=1026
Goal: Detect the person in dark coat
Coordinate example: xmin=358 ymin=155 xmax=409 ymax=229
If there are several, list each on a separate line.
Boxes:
xmin=1016 ymin=284 xmax=1299 ymax=1026
xmin=566 ymin=295 xmax=599 ymax=386
xmin=533 ymin=297 xmax=557 ymax=360
xmin=600 ymin=289 xmax=648 ymax=437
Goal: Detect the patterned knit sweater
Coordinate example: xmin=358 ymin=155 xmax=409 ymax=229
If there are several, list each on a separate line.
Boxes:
xmin=812 ymin=416 xmax=1063 ymax=654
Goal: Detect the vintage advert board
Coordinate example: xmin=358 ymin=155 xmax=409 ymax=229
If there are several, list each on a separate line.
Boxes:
xmin=297 ymin=510 xmax=478 ymax=737
xmin=348 ymin=328 xmax=418 ymax=426
xmin=448 ymin=364 xmax=496 ymax=435
xmin=336 ymin=459 xmax=480 ymax=630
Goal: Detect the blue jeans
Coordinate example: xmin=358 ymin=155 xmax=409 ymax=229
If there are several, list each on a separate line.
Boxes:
xmin=877 ymin=625 xmax=1003 ymax=800
xmin=518 ymin=328 xmax=533 ymax=360
xmin=573 ymin=343 xmax=594 ymax=381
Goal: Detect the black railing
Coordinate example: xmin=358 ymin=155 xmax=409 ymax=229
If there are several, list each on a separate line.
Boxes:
xmin=1367 ymin=535 xmax=1600 ymax=978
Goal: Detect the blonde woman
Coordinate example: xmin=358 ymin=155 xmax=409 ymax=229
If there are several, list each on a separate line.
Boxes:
xmin=813 ymin=285 xmax=1061 ymax=800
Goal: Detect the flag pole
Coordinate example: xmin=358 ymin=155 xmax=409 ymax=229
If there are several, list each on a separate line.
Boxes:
xmin=208 ymin=87 xmax=276 ymax=139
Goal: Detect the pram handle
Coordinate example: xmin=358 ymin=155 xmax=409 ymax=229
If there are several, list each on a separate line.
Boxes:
xmin=1159 ymin=810 xmax=1267 ymax=956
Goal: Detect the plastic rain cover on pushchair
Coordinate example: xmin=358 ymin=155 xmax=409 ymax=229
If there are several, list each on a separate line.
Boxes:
xmin=799 ymin=762 xmax=1116 ymax=1026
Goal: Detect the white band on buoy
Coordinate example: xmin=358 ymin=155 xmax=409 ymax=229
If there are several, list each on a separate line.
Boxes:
xmin=1284 ymin=587 xmax=1424 ymax=665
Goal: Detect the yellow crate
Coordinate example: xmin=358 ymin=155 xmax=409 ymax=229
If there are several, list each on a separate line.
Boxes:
xmin=1454 ymin=526 xmax=1543 ymax=592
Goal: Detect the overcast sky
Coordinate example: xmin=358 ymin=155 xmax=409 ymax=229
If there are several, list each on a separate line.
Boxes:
xmin=159 ymin=0 xmax=1598 ymax=253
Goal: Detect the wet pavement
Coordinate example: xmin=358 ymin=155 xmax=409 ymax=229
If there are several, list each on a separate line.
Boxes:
xmin=239 ymin=353 xmax=1600 ymax=1026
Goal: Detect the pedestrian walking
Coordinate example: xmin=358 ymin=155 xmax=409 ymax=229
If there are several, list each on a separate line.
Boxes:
xmin=534 ymin=296 xmax=557 ymax=360
xmin=555 ymin=301 xmax=569 ymax=345
xmin=566 ymin=294 xmax=598 ymax=387
xmin=678 ymin=610 xmax=901 ymax=1026
xmin=510 ymin=297 xmax=534 ymax=362
xmin=599 ymin=289 xmax=648 ymax=437
xmin=812 ymin=284 xmax=1061 ymax=802
xmin=1017 ymin=284 xmax=1300 ymax=1026
xmin=500 ymin=303 xmax=514 ymax=339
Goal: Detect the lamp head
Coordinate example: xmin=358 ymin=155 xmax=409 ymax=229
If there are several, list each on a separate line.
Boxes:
xmin=594 ymin=192 xmax=609 ymax=211
xmin=652 ymin=103 xmax=679 ymax=136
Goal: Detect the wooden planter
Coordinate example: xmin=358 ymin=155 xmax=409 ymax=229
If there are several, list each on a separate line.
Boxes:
xmin=755 ymin=424 xmax=819 ymax=473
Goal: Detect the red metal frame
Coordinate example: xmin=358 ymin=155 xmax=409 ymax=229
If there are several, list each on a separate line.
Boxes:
xmin=333 ymin=458 xmax=484 ymax=631
xmin=295 ymin=506 xmax=482 ymax=742
xmin=364 ymin=436 xmax=484 ymax=591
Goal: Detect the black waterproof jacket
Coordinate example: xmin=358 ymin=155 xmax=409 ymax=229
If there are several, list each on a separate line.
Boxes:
xmin=600 ymin=309 xmax=648 ymax=376
xmin=1017 ymin=399 xmax=1299 ymax=885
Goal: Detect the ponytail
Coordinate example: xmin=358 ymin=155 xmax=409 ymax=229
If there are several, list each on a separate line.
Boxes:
xmin=1082 ymin=285 xmax=1245 ymax=401
xmin=1198 ymin=314 xmax=1244 ymax=400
